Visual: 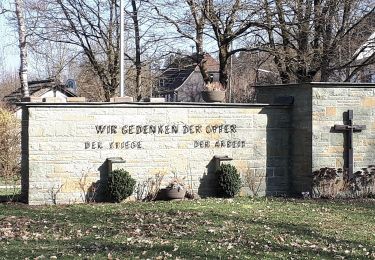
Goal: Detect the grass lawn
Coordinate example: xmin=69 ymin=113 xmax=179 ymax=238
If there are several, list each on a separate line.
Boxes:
xmin=0 ymin=198 xmax=374 ymax=259
xmin=0 ymin=188 xmax=20 ymax=196
xmin=0 ymin=177 xmax=21 ymax=201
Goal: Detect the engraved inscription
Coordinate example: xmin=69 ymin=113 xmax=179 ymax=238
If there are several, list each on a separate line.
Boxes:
xmin=85 ymin=123 xmax=245 ymax=149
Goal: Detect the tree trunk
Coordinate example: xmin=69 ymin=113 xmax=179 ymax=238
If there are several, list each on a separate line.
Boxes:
xmin=56 ymin=0 xmax=120 ymax=101
xmin=195 ymin=26 xmax=210 ymax=85
xmin=15 ymin=0 xmax=29 ymax=98
xmin=218 ymin=44 xmax=230 ymax=89
xmin=131 ymin=0 xmax=142 ymax=101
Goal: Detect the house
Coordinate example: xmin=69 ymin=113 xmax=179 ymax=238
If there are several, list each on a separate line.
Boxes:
xmin=3 ymin=79 xmax=77 ymax=117
xmin=156 ymin=53 xmax=219 ymax=102
xmin=353 ymin=31 xmax=375 ymax=83
xmin=3 ymin=79 xmax=77 ymax=104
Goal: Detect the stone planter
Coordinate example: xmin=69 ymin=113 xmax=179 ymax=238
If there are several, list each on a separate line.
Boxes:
xmin=201 ymin=90 xmax=226 ymax=103
xmin=157 ymin=188 xmax=186 ymax=200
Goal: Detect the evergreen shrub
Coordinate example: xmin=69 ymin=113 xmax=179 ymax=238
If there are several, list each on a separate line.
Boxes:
xmin=106 ymin=169 xmax=136 ymax=202
xmin=217 ymin=164 xmax=241 ymax=197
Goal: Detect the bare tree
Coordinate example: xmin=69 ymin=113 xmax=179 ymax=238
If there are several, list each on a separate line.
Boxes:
xmin=28 ymin=0 xmax=120 ymax=100
xmin=231 ymin=51 xmax=279 ymax=101
xmin=126 ymin=0 xmax=160 ymax=100
xmin=15 ymin=0 xmax=29 ymax=97
xmin=155 ymin=0 xmax=268 ymax=92
xmin=28 ymin=39 xmax=80 ymax=81
xmin=262 ymin=0 xmax=375 ymax=83
xmin=121 ymin=0 xmax=172 ymax=100
xmin=129 ymin=0 xmax=142 ymax=100
xmin=153 ymin=0 xmax=212 ymax=85
xmin=203 ymin=0 xmax=265 ymax=89
xmin=0 ymin=1 xmax=7 ymax=14
xmin=75 ymin=60 xmax=107 ymax=101
xmin=0 ymin=71 xmax=19 ymax=101
xmin=26 ymin=0 xmax=166 ymax=101
xmin=187 ymin=0 xmax=211 ymax=84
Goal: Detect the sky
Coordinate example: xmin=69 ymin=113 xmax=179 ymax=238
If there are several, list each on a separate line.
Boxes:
xmin=0 ymin=1 xmax=20 ymax=75
xmin=0 ymin=0 xmax=225 ymax=82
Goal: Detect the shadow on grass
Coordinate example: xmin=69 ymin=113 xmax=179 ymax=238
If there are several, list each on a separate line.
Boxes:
xmin=3 ymin=228 xmax=369 ymax=260
xmin=200 ymin=209 xmax=374 ymax=258
xmin=1 ymin=198 xmax=375 ymax=259
xmin=72 ymin=203 xmax=375 ymax=258
xmin=0 ymin=194 xmax=21 ymax=203
xmin=278 ymin=197 xmax=375 ymax=215
xmin=2 ymin=237 xmax=231 ymax=259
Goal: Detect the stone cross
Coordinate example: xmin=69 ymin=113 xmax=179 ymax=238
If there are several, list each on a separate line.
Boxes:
xmin=333 ymin=110 xmax=366 ymax=179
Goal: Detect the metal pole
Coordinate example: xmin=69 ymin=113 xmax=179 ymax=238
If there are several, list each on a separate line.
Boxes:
xmin=120 ymin=0 xmax=125 ymax=97
xmin=229 ymin=42 xmax=233 ymax=102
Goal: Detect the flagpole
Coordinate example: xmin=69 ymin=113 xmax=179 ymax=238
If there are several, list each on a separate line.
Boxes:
xmin=119 ymin=0 xmax=125 ymax=97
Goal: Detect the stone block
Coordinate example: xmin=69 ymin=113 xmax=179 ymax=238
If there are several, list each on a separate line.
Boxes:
xmin=43 ymin=97 xmax=66 ymax=103
xmin=335 ymin=158 xmax=344 ymax=168
xmin=326 ymin=146 xmax=344 ymax=154
xmin=110 ymin=96 xmax=134 ymax=102
xmin=325 ymin=107 xmax=337 ymax=116
xmin=22 ymin=96 xmax=43 ymax=103
xmin=143 ymin=97 xmax=166 ymax=102
xmin=66 ymin=97 xmax=87 ymax=102
xmin=361 ymin=97 xmax=375 ymax=108
xmin=107 ymin=157 xmax=127 ymax=173
xmin=330 ymin=134 xmax=344 ymax=146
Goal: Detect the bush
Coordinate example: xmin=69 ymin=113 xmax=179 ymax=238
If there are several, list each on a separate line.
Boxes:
xmin=312 ymin=166 xmax=375 ymax=198
xmin=217 ymin=164 xmax=241 ymax=198
xmin=0 ymin=106 xmax=20 ymax=184
xmin=105 ymin=169 xmax=136 ymax=202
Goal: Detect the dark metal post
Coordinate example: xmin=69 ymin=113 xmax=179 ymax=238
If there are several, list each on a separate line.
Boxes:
xmin=347 ymin=110 xmax=354 ymax=179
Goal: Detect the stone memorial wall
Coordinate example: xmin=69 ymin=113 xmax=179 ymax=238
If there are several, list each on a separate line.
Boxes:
xmin=21 ymin=83 xmax=374 ymax=204
xmin=21 ymin=103 xmax=290 ymax=205
xmin=312 ymin=86 xmax=375 ymax=171
xmin=255 ymin=83 xmax=375 ymax=195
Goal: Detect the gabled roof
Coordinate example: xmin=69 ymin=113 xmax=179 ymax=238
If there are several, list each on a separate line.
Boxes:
xmin=3 ymin=79 xmax=77 ymax=103
xmin=158 ymin=53 xmax=219 ymax=93
xmin=160 ymin=65 xmax=197 ymax=91
xmin=201 ymin=53 xmax=220 ymax=72
xmin=356 ymin=31 xmax=375 ymax=60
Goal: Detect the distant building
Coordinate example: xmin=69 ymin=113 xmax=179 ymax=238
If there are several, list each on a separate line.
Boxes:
xmin=353 ymin=31 xmax=375 ymax=83
xmin=156 ymin=53 xmax=219 ymax=102
xmin=3 ymin=79 xmax=77 ymax=104
xmin=3 ymin=79 xmax=77 ymax=117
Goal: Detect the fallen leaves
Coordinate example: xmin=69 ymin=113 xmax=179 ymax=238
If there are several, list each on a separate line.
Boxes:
xmin=0 ymin=198 xmax=374 ymax=259
xmin=0 ymin=216 xmax=37 ymax=240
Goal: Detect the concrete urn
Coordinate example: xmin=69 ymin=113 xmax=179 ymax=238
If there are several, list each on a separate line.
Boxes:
xmin=157 ymin=188 xmax=186 ymax=200
xmin=201 ymin=90 xmax=226 ymax=102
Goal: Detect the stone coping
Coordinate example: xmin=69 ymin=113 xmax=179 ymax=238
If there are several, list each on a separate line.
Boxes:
xmin=17 ymin=101 xmax=291 ymax=108
xmin=255 ymin=82 xmax=375 ymax=88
